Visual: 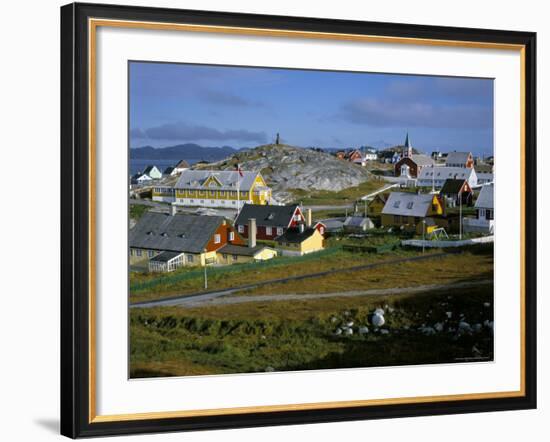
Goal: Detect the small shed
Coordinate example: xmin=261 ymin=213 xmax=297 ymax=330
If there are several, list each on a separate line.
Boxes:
xmin=343 ymin=216 xmax=375 ymax=233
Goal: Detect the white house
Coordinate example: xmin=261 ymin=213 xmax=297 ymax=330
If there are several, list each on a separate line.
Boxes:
xmin=174 ymin=160 xmax=190 ymax=174
xmin=463 ymin=184 xmax=494 ymax=234
xmin=142 ymin=165 xmax=162 ymax=180
xmin=131 ymin=173 xmax=153 ymax=185
xmin=417 ymin=166 xmax=478 ymax=189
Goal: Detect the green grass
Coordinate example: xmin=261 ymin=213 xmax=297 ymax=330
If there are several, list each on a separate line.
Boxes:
xmin=130 ymin=283 xmax=494 ymax=378
xmin=129 ymin=247 xmax=420 ymax=303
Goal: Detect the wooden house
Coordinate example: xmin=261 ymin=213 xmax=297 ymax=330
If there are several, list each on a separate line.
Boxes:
xmin=381 ymin=192 xmax=445 ymax=234
xmin=275 ymin=225 xmax=325 ymax=256
xmin=367 ymin=193 xmax=389 ymax=219
xmin=439 ymin=179 xmax=473 ymax=207
xmin=464 ymin=184 xmax=494 ymax=234
xmin=445 ymin=151 xmax=474 ymax=168
xmin=394 ymin=154 xmax=435 ymax=178
xmin=152 ymin=169 xmax=272 ymax=209
xmin=235 ymin=203 xmax=305 ymax=240
xmin=417 ymin=166 xmax=478 ymax=189
xmin=129 ymin=210 xmax=243 ymax=271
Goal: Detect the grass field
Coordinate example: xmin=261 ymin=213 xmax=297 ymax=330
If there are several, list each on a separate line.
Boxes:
xmin=130 ymin=243 xmax=493 ymax=305
xmin=129 ymin=246 xmax=424 ymax=303
xmin=130 ymin=282 xmax=494 ymax=378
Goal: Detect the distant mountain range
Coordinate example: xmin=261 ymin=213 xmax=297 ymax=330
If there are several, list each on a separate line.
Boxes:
xmin=131 ymin=143 xmax=239 ymax=162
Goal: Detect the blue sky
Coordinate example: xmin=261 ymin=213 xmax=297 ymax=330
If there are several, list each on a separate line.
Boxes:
xmin=130 ymin=61 xmax=494 ymax=156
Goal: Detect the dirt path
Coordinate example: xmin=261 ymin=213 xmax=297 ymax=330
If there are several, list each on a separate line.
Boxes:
xmin=135 ymin=279 xmax=493 ymax=309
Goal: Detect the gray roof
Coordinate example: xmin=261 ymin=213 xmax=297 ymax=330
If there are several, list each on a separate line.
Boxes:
xmin=381 ymin=192 xmax=436 ymax=217
xmin=163 ymin=166 xmax=176 ymax=175
xmin=276 ymin=227 xmax=317 ymax=243
xmin=150 ymin=251 xmax=184 ymax=263
xmin=129 ymin=212 xmax=223 ymax=253
xmin=235 ymin=203 xmax=299 ymax=228
xmin=418 ymin=166 xmax=475 ymax=181
xmin=343 ymin=216 xmax=371 ymax=227
xmin=475 ymin=184 xmax=494 ymax=209
xmin=409 ymin=154 xmax=435 ymax=166
xmin=175 ymin=169 xmax=261 ymax=192
xmin=445 ymin=151 xmax=472 ymax=165
xmin=217 ymin=244 xmax=273 ymax=257
xmin=476 ymin=172 xmax=494 ymax=181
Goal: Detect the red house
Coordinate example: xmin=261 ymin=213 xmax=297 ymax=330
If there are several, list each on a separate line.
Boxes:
xmin=235 ymin=204 xmax=307 ymax=240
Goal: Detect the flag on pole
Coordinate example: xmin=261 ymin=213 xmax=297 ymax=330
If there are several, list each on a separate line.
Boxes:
xmin=235 ymin=163 xmax=243 ymax=177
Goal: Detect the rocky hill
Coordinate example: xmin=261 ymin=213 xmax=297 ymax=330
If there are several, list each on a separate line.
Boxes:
xmin=194 ymin=144 xmax=371 ymax=202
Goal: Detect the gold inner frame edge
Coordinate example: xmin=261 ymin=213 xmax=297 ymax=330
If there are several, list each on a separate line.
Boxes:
xmin=87 ymin=18 xmax=527 ymax=424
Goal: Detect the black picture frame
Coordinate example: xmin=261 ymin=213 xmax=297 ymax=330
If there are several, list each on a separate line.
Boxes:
xmin=61 ymin=2 xmax=537 ymax=438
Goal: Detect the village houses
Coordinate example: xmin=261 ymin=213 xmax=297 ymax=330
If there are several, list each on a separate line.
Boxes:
xmin=439 ymin=178 xmax=474 ymax=207
xmin=394 ymin=134 xmax=435 ymax=178
xmin=417 ymin=166 xmax=478 ymax=189
xmin=444 ymin=151 xmax=474 ymax=168
xmin=129 ymin=208 xmax=244 ymax=271
xmin=152 ymin=169 xmax=272 ymax=209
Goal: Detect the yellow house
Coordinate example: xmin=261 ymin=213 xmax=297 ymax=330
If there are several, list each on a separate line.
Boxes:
xmin=366 ymin=193 xmax=389 ymax=224
xmin=216 ymin=244 xmax=277 ymax=265
xmin=152 ymin=169 xmax=271 ymax=209
xmin=275 ymin=226 xmax=325 ymax=256
xmin=380 ymin=192 xmax=445 ymax=234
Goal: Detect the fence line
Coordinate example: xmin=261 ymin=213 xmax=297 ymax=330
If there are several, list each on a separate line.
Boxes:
xmin=401 ymin=236 xmax=494 ymax=248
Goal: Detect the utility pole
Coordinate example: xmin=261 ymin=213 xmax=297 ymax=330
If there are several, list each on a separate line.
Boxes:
xmin=459 ymin=189 xmax=463 ymax=240
xmin=203 ymin=249 xmax=208 ymax=289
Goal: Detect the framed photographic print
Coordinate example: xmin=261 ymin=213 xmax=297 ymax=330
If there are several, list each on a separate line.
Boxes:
xmin=60 ymin=2 xmax=537 ymax=438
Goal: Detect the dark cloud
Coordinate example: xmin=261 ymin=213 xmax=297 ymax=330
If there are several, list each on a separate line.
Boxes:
xmin=339 ymin=98 xmax=492 ymax=129
xmin=132 ymin=121 xmax=267 ymax=143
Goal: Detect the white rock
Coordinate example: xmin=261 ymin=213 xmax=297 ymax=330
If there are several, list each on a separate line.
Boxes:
xmin=334 ymin=328 xmax=342 ymax=336
xmin=458 ymin=321 xmax=471 ymax=331
xmin=330 ymin=316 xmax=338 ymax=323
xmin=473 ymin=323 xmax=483 ymax=333
xmin=344 ymin=328 xmax=353 ymax=336
xmin=434 ymin=322 xmax=444 ymax=332
xmin=346 ymin=321 xmax=354 ymax=328
xmin=483 ymin=302 xmax=491 ymax=308
xmin=374 ymin=308 xmax=385 ymax=316
xmin=265 ymin=366 xmax=275 ymax=372
xmin=359 ymin=326 xmax=369 ymax=335
xmin=380 ymin=329 xmax=390 ymax=335
xmin=372 ymin=313 xmax=385 ymax=327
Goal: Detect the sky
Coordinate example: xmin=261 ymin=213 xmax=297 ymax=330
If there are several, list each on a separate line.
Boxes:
xmin=129 ymin=61 xmax=494 ymax=156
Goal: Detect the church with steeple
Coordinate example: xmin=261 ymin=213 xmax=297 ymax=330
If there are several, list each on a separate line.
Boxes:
xmin=394 ymin=132 xmax=435 ymax=178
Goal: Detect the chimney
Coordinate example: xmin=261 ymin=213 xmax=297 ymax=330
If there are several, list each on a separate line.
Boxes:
xmin=306 ymin=208 xmax=312 ymax=227
xmin=170 ymin=204 xmax=177 ymax=216
xmin=299 ymin=222 xmax=305 ymax=233
xmin=248 ymin=218 xmax=257 ymax=248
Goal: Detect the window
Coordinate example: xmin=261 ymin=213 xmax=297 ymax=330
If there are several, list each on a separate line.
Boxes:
xmin=188 ymin=190 xmax=194 ymax=196
xmin=222 ymin=254 xmax=227 ymax=259
xmin=277 ymin=227 xmax=283 ymax=236
xmin=229 ymin=231 xmax=235 ymax=241
xmin=187 ymin=255 xmax=194 ymax=263
xmin=406 ymin=202 xmax=414 ymax=209
xmin=220 ymin=191 xmax=225 ymax=196
xmin=394 ymin=215 xmax=400 ymax=223
xmin=232 ymin=255 xmax=238 ymax=261
xmin=210 ymin=190 xmax=215 ymax=196
xmin=136 ymin=249 xmax=142 ymax=257
xmin=393 ymin=201 xmax=401 ymax=208
xmin=238 ymin=225 xmax=244 ymax=233
xmin=214 ymin=234 xmax=221 ymax=244
xmin=319 ymin=227 xmax=324 ymax=235
xmin=148 ymin=250 xmax=154 ymax=258
xmin=266 ymin=227 xmax=272 ymax=236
